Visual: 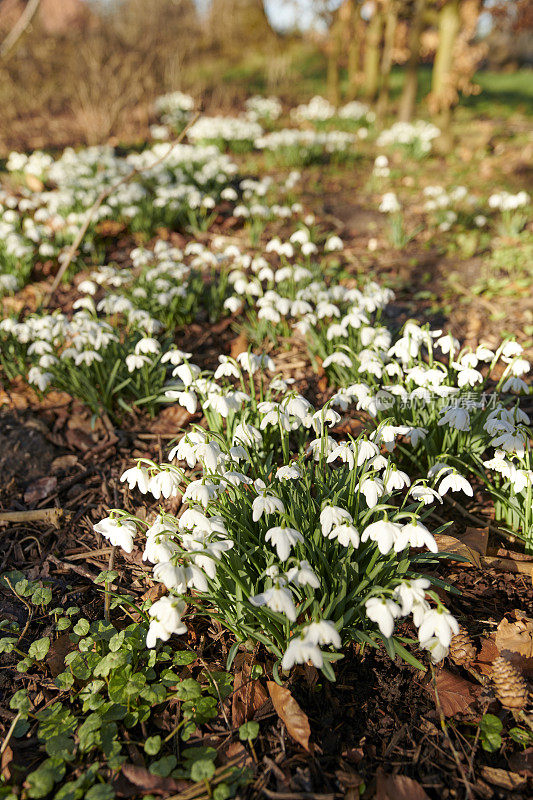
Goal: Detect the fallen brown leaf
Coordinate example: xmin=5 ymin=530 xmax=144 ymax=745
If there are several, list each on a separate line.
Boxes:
xmin=120 ymin=764 xmax=189 ymax=796
xmin=508 ymin=747 xmax=533 ymax=777
xmin=267 ymin=681 xmax=311 ymax=750
xmin=462 ymin=527 xmax=489 ymax=556
xmin=24 ymin=476 xmax=57 ymax=505
xmin=1 ymin=746 xmax=12 ymax=782
xmin=476 ymin=635 xmax=499 ymax=676
xmin=425 ymin=669 xmax=481 ymax=717
xmin=232 ymin=655 xmax=269 ymax=727
xmin=46 ymin=633 xmax=74 ymax=678
xmin=434 ymin=534 xmax=482 ymax=567
xmin=151 ymin=405 xmax=194 ymax=434
xmin=480 ymin=766 xmax=527 ymax=791
xmin=375 ymin=769 xmax=430 ymax=800
xmin=495 ymin=615 xmax=533 ymax=676
xmin=230 ymin=331 xmax=249 ymax=359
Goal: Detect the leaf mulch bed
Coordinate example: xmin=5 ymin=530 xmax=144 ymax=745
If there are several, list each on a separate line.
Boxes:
xmin=0 ymin=397 xmax=532 ymax=799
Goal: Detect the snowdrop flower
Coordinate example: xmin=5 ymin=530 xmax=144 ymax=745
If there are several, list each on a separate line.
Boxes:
xmin=491 ymin=428 xmax=526 ymax=456
xmin=120 ymin=465 xmax=150 ymax=494
xmin=126 ymin=353 xmax=151 ymax=372
xmin=365 ymin=597 xmax=401 ymax=638
xmin=325 ymin=235 xmax=343 ymax=252
xmin=173 ymin=362 xmax=200 ymax=386
xmin=361 ymin=520 xmax=401 ymax=554
xmin=275 ymin=464 xmax=302 ymax=481
xmin=379 ymin=192 xmax=401 ymax=214
xmin=438 ymin=405 xmax=470 ymax=431
xmin=265 ymin=526 xmax=303 ymax=560
xmin=328 ymin=524 xmax=360 ymax=548
xmin=233 ymin=422 xmax=262 ymax=448
xmin=148 ymin=470 xmax=181 ymax=500
xmin=357 ymin=477 xmax=385 ymax=509
xmin=281 ymin=637 xmax=323 ymax=670
xmin=214 ymin=355 xmax=240 ymax=380
xmin=146 ymin=597 xmax=187 ymax=648
xmin=417 ymin=607 xmax=459 ymax=648
xmin=394 ymin=521 xmax=437 ymax=553
xmin=135 ymin=337 xmax=160 ymax=355
xmin=437 ymin=471 xmax=473 ymax=497
xmin=320 ymin=505 xmax=352 ymax=536
xmin=455 ymin=366 xmax=483 ymax=388
xmin=322 ymin=352 xmax=353 ymax=369
xmin=383 ymin=466 xmax=411 ymax=493
xmin=252 ymin=492 xmax=285 ymax=522
xmin=405 ymin=427 xmax=428 ymax=447
xmin=312 ymin=407 xmax=341 ymax=434
xmin=303 ymin=619 xmax=341 ymax=648
xmin=409 ymin=484 xmax=442 ymax=505
xmin=153 ymin=561 xmax=188 ymax=592
xmin=250 ymin=581 xmax=297 ymax=621
xmin=161 ymin=349 xmax=192 ymax=366
xmin=183 ymin=480 xmax=218 ymax=508
xmin=93 ymin=516 xmax=136 ymax=553
xmin=393 ymin=578 xmax=431 ymax=615
xmin=285 ymin=560 xmax=320 ymax=588
xmin=421 ymin=636 xmax=449 ymax=663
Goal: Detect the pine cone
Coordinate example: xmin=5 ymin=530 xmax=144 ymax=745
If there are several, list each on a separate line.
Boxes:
xmin=492 ymin=656 xmax=529 ymax=709
xmin=449 ymin=626 xmax=476 ymax=667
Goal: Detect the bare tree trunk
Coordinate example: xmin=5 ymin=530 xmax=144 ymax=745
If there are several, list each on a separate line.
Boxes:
xmin=346 ymin=1 xmax=362 ymax=100
xmin=376 ymin=0 xmax=398 ymax=119
xmin=431 ymin=0 xmax=461 ymax=115
xmin=326 ymin=16 xmax=342 ymax=107
xmin=363 ymin=4 xmax=384 ymax=101
xmin=398 ymin=0 xmax=427 ymax=121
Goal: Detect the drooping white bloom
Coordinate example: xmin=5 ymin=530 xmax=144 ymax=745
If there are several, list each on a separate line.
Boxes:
xmin=409 ymin=484 xmax=442 ymax=505
xmin=393 ymin=578 xmax=431 ymax=615
xmin=93 ymin=517 xmax=136 ymax=553
xmin=437 ymin=471 xmax=473 ymax=497
xmin=320 ymin=505 xmax=352 ymax=536
xmin=361 ymin=520 xmax=401 ymax=554
xmin=281 ymin=636 xmax=324 ymax=670
xmin=148 ymin=470 xmax=182 ymax=500
xmin=417 ymin=607 xmax=459 ymax=648
xmin=120 ymin=465 xmax=150 ymax=494
xmin=250 ymin=581 xmax=297 ymax=621
xmin=302 ymin=619 xmax=341 ymax=648
xmin=252 ymin=492 xmax=285 ymax=522
xmin=275 ymin=464 xmax=302 ymax=481
xmin=265 ymin=526 xmax=303 ymax=560
xmin=146 ymin=596 xmax=187 ymax=648
xmin=285 ymin=560 xmax=320 ymax=588
xmin=365 ymin=597 xmax=402 ymax=638
xmin=394 ymin=522 xmax=438 ymax=553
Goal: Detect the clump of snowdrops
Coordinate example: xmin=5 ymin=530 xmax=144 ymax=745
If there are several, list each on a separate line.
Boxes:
xmin=314 ymin=315 xmax=532 ymax=548
xmin=95 ymin=353 xmax=459 ymax=681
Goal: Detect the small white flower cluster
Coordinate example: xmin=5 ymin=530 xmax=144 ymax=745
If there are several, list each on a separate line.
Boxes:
xmin=187 ymin=116 xmax=263 ymax=147
xmin=255 ymin=129 xmax=357 ymax=155
xmin=154 ymin=90 xmax=195 ymax=129
xmin=97 ymin=349 xmax=459 ymax=673
xmin=245 ymin=95 xmax=282 ymax=122
xmin=291 ymin=95 xmax=336 ymax=123
xmin=377 ymin=120 xmax=441 ymax=155
xmin=338 ymin=100 xmax=374 ymax=123
xmin=488 ymin=190 xmax=530 ymax=211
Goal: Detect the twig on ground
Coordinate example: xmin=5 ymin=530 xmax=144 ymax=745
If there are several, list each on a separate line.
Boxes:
xmin=0 ymin=508 xmax=63 ymax=527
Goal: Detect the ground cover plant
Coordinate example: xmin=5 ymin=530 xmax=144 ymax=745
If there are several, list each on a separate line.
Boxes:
xmin=0 ymin=75 xmax=532 ymax=800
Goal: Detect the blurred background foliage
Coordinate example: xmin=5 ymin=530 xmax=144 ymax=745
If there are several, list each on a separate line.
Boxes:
xmin=0 ymin=0 xmax=531 ymax=151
